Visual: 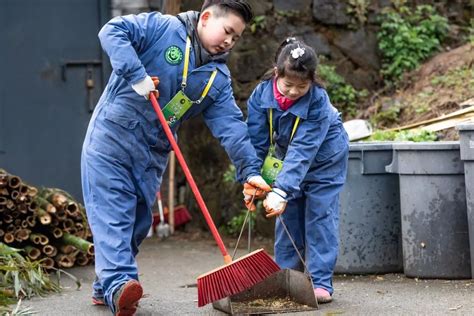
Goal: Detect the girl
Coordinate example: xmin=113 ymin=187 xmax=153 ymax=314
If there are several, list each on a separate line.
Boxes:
xmin=246 ymin=38 xmax=349 ymax=303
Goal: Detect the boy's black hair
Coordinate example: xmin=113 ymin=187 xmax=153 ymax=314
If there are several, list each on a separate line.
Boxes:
xmin=263 ymin=37 xmax=324 ymax=87
xmin=201 ymin=0 xmax=253 ymax=24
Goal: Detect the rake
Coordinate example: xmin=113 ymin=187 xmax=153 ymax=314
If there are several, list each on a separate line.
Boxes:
xmin=149 ymin=93 xmax=280 ymax=307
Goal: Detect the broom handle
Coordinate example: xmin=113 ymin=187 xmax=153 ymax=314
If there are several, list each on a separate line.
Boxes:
xmin=150 ymin=94 xmax=232 ymax=264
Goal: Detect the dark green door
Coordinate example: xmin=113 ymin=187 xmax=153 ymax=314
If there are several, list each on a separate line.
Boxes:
xmin=0 ymin=0 xmax=110 ymax=201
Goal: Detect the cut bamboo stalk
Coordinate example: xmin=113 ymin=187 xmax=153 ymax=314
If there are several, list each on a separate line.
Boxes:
xmin=55 ymin=208 xmax=67 ymax=221
xmin=36 ymin=208 xmax=52 ymax=225
xmin=43 ymin=191 xmax=68 ymax=209
xmin=28 ymin=201 xmax=38 ymax=212
xmin=40 ymin=257 xmax=55 ymax=269
xmin=55 ymin=254 xmax=75 ymax=268
xmin=5 ymin=199 xmax=16 ymax=211
xmin=0 ymin=173 xmax=8 ymax=188
xmin=18 ymin=185 xmax=29 ymax=196
xmin=59 ymin=244 xmax=75 ymax=254
xmin=0 ymin=188 xmax=8 ymax=196
xmin=0 ymin=229 xmax=4 ymax=237
xmin=27 ymin=185 xmax=38 ymax=197
xmin=75 ymin=252 xmax=89 ymax=266
xmin=30 ymin=233 xmax=42 ymax=245
xmin=8 ymin=175 xmax=21 ymax=189
xmin=26 ymin=215 xmax=36 ymax=227
xmin=4 ymin=232 xmax=14 ymax=243
xmin=21 ymin=219 xmax=29 ymax=228
xmin=4 ymin=214 xmax=13 ymax=224
xmin=10 ymin=190 xmax=19 ymax=200
xmin=6 ymin=224 xmax=15 ymax=233
xmin=35 ymin=196 xmax=57 ymax=214
xmin=17 ymin=203 xmax=28 ymax=214
xmin=0 ymin=196 xmax=7 ymax=205
xmin=62 ymin=219 xmax=75 ymax=231
xmin=14 ymin=229 xmax=30 ymax=242
xmin=65 ymin=202 xmax=78 ymax=216
xmin=52 ymin=227 xmax=63 ymax=239
xmin=43 ymin=245 xmax=58 ymax=257
xmin=25 ymin=245 xmax=41 ymax=260
xmin=61 ymin=233 xmax=94 ymax=256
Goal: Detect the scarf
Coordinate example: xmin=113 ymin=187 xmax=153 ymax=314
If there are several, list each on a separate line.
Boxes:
xmin=177 ymin=11 xmax=229 ymax=67
xmin=273 ymin=78 xmax=296 ymax=111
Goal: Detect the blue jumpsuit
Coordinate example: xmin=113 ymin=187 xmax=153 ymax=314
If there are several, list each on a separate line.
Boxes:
xmin=81 ymin=12 xmax=260 ymax=309
xmin=247 ymin=79 xmax=349 ymax=294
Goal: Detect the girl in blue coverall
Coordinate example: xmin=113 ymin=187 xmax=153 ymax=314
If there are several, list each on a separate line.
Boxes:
xmin=246 ymin=38 xmax=349 ymax=304
xmin=81 ymin=1 xmax=270 ymax=314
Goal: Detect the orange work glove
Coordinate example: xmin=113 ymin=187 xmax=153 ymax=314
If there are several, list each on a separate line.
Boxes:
xmin=243 ymin=175 xmax=271 ymax=211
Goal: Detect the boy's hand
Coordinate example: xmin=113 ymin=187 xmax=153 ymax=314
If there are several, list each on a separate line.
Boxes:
xmin=132 ymin=75 xmax=160 ymax=100
xmin=243 ymin=176 xmax=271 ymax=211
xmin=263 ymin=188 xmax=287 ymax=218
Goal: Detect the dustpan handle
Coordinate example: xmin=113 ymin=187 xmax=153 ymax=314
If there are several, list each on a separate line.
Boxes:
xmin=150 ymin=93 xmax=231 ymax=264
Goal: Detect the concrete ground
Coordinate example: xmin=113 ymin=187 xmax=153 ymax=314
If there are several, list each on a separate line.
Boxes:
xmin=22 ymin=234 xmax=473 ymax=316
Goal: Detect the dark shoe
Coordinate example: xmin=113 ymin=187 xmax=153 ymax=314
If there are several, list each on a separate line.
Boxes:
xmin=113 ymin=280 xmax=143 ymax=316
xmin=314 ymin=288 xmax=333 ymax=304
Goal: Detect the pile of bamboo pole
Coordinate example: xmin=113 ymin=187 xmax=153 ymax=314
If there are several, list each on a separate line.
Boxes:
xmin=0 ymin=169 xmax=94 ymax=269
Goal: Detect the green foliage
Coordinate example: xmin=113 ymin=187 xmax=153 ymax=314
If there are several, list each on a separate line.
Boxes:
xmin=0 ymin=243 xmax=61 ymax=314
xmin=377 ymin=4 xmax=449 ymax=83
xmin=250 ymin=15 xmax=266 ymax=33
xmin=222 ymin=164 xmax=236 ymax=184
xmin=371 ymin=103 xmax=401 ymax=126
xmin=224 ymin=210 xmax=256 ymax=236
xmin=318 ymin=64 xmax=367 ymax=118
xmin=368 ymin=129 xmax=437 ymax=142
xmin=347 ymin=0 xmax=370 ymax=27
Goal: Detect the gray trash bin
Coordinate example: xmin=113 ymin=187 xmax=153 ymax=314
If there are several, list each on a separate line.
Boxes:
xmin=386 ymin=142 xmax=471 ymax=279
xmin=336 ymin=142 xmax=403 ymax=274
xmin=457 ymin=124 xmax=474 ymax=277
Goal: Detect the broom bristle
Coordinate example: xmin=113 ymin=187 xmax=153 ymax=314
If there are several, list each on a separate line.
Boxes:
xmin=197 ymin=248 xmax=280 ymax=307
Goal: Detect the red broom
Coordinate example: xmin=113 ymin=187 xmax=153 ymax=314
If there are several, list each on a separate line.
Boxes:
xmin=149 ymin=94 xmax=280 ymax=307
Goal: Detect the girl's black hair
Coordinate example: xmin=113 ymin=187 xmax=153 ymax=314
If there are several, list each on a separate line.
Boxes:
xmin=201 ymin=0 xmax=253 ymax=23
xmin=263 ymin=37 xmax=324 ymax=87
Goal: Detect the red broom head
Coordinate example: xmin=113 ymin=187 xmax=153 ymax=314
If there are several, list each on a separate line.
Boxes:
xmin=197 ymin=248 xmax=280 ymax=307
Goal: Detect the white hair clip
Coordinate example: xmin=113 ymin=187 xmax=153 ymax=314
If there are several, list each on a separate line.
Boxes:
xmin=290 ymin=46 xmax=305 ymax=59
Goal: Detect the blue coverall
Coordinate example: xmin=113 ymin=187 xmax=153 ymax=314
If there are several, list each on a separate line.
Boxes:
xmin=247 ymin=79 xmax=349 ymax=294
xmin=81 ymin=12 xmax=260 ymax=310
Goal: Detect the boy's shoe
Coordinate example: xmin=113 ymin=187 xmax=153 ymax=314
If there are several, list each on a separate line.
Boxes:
xmin=113 ymin=279 xmax=143 ymax=316
xmin=92 ymin=295 xmax=105 ymax=306
xmin=314 ymin=288 xmax=332 ymax=304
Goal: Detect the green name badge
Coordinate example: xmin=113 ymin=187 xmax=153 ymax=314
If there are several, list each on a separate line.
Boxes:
xmin=261 ymin=154 xmax=283 ymax=185
xmin=162 ymin=90 xmax=193 ymax=126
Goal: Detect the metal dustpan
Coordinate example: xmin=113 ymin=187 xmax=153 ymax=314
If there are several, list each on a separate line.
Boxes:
xmin=212 ymin=269 xmax=318 ymax=315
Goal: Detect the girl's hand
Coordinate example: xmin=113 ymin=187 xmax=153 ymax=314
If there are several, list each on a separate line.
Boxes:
xmin=243 ymin=176 xmax=271 ymax=211
xmin=263 ymin=188 xmax=287 ymax=217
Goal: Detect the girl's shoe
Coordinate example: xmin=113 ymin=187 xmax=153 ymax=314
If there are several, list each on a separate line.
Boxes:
xmin=92 ymin=296 xmax=105 ymax=306
xmin=314 ymin=288 xmax=332 ymax=303
xmin=113 ymin=279 xmax=143 ymax=316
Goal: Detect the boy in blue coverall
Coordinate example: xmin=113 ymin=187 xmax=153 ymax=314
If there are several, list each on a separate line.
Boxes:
xmin=81 ymin=1 xmax=270 ymax=314
xmin=245 ymin=38 xmax=349 ymax=304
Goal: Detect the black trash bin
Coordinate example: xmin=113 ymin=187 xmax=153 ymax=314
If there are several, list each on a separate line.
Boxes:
xmin=457 ymin=124 xmax=474 ymax=277
xmin=336 ymin=142 xmax=403 ymax=274
xmin=386 ymin=142 xmax=471 ymax=279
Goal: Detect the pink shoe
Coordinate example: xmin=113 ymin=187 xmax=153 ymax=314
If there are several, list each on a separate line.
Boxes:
xmin=314 ymin=288 xmax=332 ymax=304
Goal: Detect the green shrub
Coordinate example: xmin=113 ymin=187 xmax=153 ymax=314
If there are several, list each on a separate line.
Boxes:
xmin=318 ymin=64 xmax=367 ymax=118
xmin=377 ymin=5 xmax=449 ymax=83
xmin=224 ymin=210 xmax=256 ymax=236
xmin=368 ymin=129 xmax=437 ymax=142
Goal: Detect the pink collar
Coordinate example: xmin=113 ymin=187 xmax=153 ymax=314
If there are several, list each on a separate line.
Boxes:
xmin=273 ymin=78 xmax=296 ymax=111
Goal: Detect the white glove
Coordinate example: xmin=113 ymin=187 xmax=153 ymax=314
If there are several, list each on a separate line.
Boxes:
xmin=131 ymin=76 xmax=156 ymax=99
xmin=263 ymin=188 xmax=287 ymax=218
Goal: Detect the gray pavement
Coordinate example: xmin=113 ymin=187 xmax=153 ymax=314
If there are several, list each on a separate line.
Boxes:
xmin=22 ymin=236 xmax=473 ymax=315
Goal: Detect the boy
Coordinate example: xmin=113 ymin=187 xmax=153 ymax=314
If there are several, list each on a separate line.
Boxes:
xmin=81 ymin=1 xmax=270 ymax=315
